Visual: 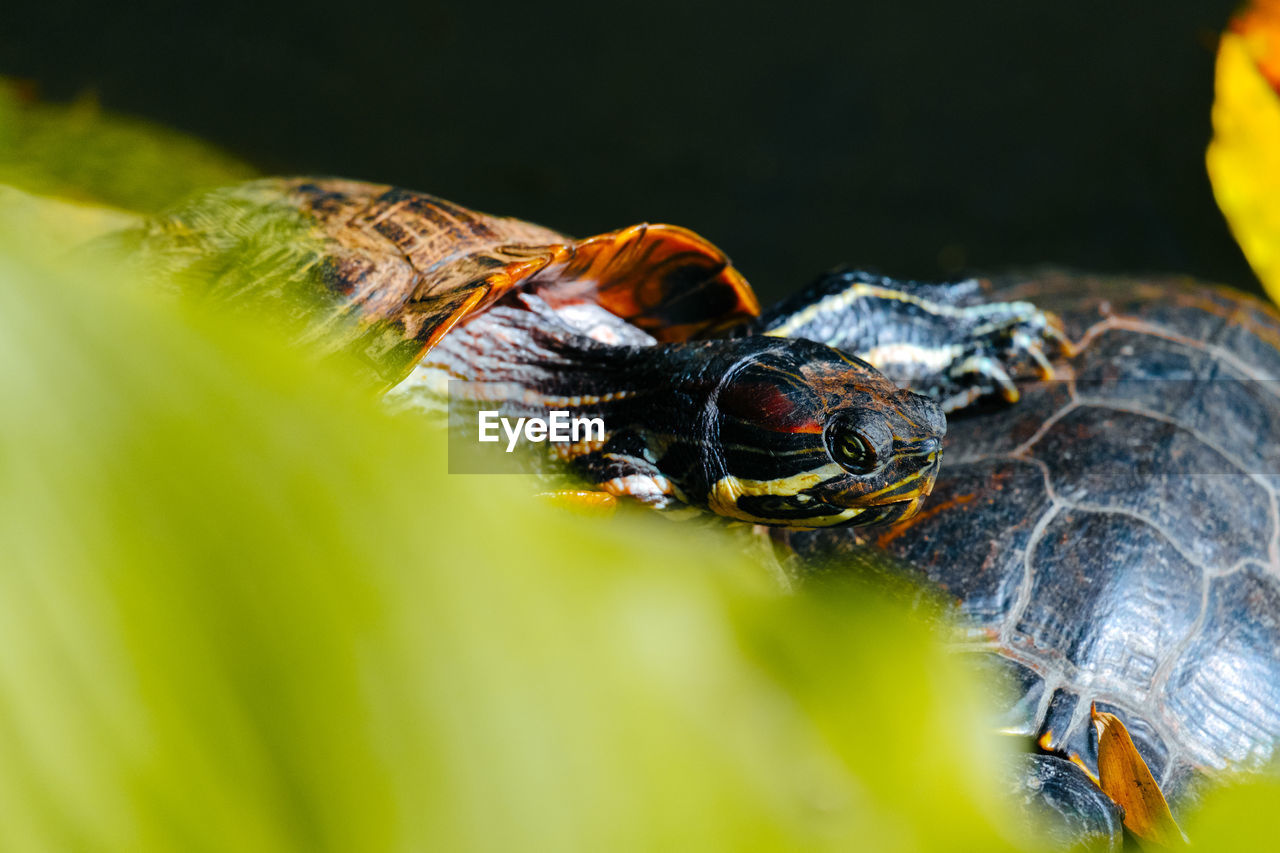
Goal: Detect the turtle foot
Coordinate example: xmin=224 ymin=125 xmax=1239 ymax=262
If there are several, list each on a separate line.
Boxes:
xmin=535 ymin=489 xmax=618 ymax=516
xmin=934 ymin=302 xmax=1072 ymax=413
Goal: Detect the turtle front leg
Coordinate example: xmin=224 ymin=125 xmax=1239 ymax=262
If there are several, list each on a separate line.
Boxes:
xmin=569 ymin=434 xmax=685 ymax=511
xmin=758 ymin=270 xmax=1072 ymax=412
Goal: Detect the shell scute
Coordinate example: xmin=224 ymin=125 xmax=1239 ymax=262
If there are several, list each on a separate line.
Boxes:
xmin=1163 ymin=565 xmax=1280 ymax=770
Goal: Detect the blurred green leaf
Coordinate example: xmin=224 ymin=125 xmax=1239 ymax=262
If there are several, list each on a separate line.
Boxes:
xmin=0 ymin=184 xmax=141 ymax=254
xmin=1182 ymin=773 xmax=1280 ymax=852
xmin=0 ymin=80 xmax=255 ymax=213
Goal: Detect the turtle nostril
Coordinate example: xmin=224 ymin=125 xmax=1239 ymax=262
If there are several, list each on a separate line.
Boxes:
xmin=919 ymin=400 xmax=947 ymax=438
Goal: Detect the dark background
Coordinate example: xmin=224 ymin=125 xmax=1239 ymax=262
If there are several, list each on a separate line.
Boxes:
xmin=4 ymin=0 xmax=1258 ymax=303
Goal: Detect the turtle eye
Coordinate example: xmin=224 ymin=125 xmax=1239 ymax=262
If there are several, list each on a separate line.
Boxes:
xmin=826 ymin=423 xmax=879 ymax=474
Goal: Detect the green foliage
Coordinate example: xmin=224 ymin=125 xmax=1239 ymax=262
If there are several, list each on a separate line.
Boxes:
xmin=0 ymin=183 xmax=141 ymax=254
xmin=0 ymin=80 xmax=255 ymax=213
xmin=1182 ymin=772 xmax=1280 ymax=852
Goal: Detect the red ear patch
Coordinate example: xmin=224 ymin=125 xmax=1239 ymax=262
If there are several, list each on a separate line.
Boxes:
xmin=717 ymin=383 xmax=822 ymax=433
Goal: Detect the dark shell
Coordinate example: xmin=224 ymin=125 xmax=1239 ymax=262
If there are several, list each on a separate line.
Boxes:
xmin=783 ymin=272 xmax=1280 ymax=803
xmin=124 ymin=177 xmax=759 ymax=388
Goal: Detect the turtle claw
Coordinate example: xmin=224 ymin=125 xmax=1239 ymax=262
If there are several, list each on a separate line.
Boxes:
xmin=958 ymin=355 xmax=1019 ymax=399
xmin=1039 ymin=311 xmax=1078 ymax=359
xmin=938 ymin=358 xmax=1019 ymax=412
xmin=1012 ymin=330 xmax=1057 ymax=381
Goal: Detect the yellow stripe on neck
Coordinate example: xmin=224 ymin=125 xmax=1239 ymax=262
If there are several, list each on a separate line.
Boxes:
xmin=706 ymin=464 xmax=864 ymax=526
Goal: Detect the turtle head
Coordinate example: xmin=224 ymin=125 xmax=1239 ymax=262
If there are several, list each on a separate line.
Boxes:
xmin=703 ymin=338 xmax=945 ymax=527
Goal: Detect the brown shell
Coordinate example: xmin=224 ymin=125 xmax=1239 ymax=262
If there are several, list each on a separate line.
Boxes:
xmin=146 ymin=177 xmax=760 ymax=388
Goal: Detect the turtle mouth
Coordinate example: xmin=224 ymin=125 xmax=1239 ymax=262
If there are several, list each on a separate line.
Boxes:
xmin=831 ymin=449 xmax=941 ymax=522
xmin=849 ymin=492 xmax=928 ymax=526
xmin=839 ymin=450 xmax=941 ymax=508
xmin=890 ymin=453 xmax=942 ymax=521
xmin=893 ymin=493 xmax=928 ymax=521
xmin=919 ymin=455 xmax=940 ymax=497
xmin=731 ymin=449 xmax=941 ymax=526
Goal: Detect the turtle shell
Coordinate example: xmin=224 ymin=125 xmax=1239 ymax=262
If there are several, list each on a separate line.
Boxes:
xmin=782 ymin=272 xmax=1280 ymax=806
xmin=123 ymin=177 xmax=759 ymax=388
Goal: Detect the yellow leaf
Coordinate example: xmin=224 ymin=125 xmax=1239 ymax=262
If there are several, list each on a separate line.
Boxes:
xmin=1092 ymin=705 xmax=1186 ymax=848
xmin=1208 ymin=2 xmax=1280 ymax=306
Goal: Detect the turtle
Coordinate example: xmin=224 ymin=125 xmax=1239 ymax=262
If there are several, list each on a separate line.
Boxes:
xmin=777 ymin=271 xmax=1280 ymax=847
xmin=114 ymin=176 xmax=1065 ymax=528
